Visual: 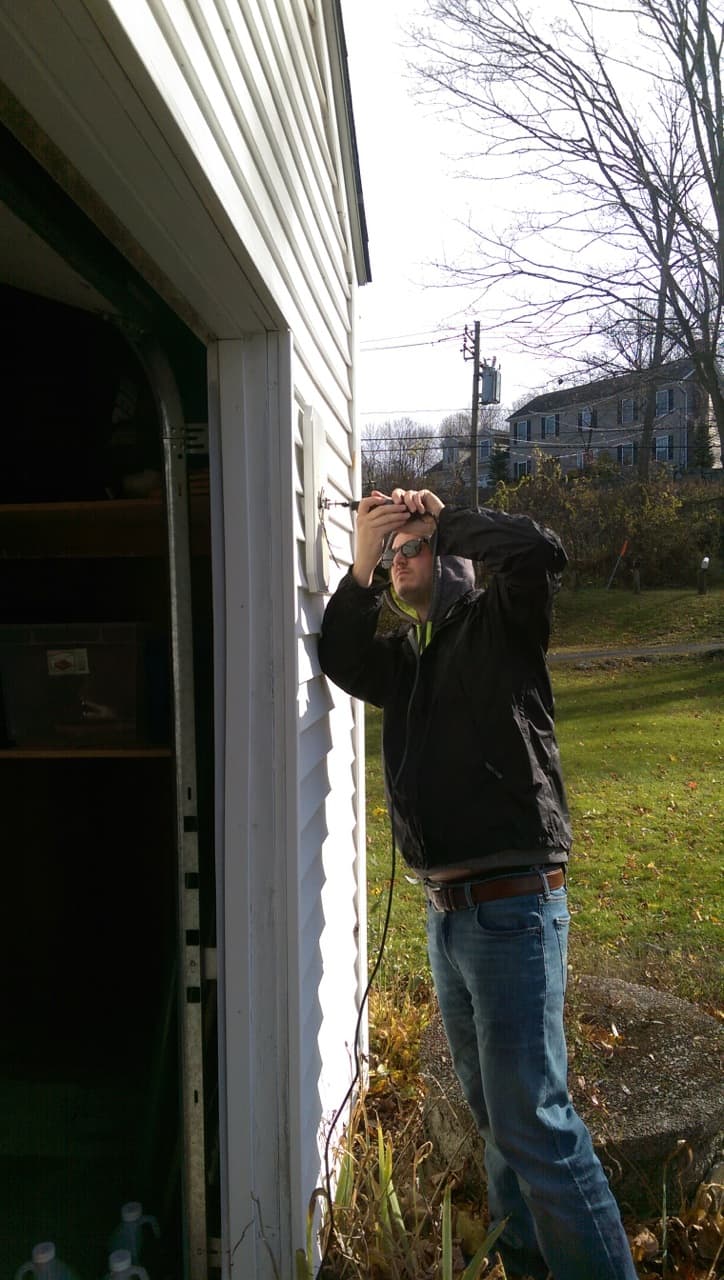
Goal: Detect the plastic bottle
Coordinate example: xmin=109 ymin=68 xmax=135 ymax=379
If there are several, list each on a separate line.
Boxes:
xmin=104 ymin=1252 xmax=148 ymax=1280
xmin=14 ymin=1242 xmax=80 ymax=1280
xmin=108 ymin=1203 xmax=160 ymax=1267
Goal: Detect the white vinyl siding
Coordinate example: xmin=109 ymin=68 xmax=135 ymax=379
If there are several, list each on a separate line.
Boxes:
xmin=104 ymin=0 xmax=354 ymax=419
xmin=292 ymin=391 xmax=363 ymax=1205
xmin=96 ymin=0 xmax=363 ymax=1242
xmin=0 ymin=0 xmax=355 ymax=418
xmin=0 ymin=1 xmax=365 ymax=1271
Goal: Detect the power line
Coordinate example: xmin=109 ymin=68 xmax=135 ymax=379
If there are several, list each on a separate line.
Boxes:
xmin=361 ymin=433 xmax=508 ymax=446
xmin=507 ymin=427 xmax=685 ymax=449
xmin=359 ymin=324 xmax=463 ymax=346
xmin=362 ymin=434 xmax=507 ymax=442
xmin=359 ymin=407 xmax=472 ymax=417
xmin=361 ymin=434 xmax=685 ymax=456
xmin=360 ymin=333 xmax=464 ymax=353
xmin=360 ymin=330 xmax=463 ymax=345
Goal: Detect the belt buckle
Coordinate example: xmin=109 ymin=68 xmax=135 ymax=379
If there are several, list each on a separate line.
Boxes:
xmin=426 ymin=882 xmax=447 ymax=912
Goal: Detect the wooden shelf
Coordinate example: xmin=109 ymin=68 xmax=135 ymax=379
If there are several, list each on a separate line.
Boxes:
xmin=0 ymin=747 xmax=173 ymax=758
xmin=0 ymin=497 xmax=210 ymax=558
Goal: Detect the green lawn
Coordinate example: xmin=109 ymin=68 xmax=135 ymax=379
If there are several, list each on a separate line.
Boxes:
xmin=365 ymin=653 xmax=723 ymax=1009
xmin=551 ymin=585 xmax=723 ymax=650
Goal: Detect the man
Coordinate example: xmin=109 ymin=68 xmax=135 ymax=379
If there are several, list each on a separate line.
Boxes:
xmin=318 ymin=487 xmax=637 ymax=1280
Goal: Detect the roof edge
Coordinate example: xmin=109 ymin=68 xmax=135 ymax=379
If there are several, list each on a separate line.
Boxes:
xmin=508 ymin=356 xmax=701 ymax=420
xmin=323 ymin=0 xmax=371 ymax=286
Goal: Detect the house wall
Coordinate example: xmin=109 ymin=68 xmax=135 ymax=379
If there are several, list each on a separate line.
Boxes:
xmin=509 ymin=379 xmax=702 ymax=475
xmin=433 ymin=432 xmax=504 ymax=499
xmin=0 ymin=1 xmax=366 ymax=1275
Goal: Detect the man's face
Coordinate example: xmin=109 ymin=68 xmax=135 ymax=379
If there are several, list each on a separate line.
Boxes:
xmin=389 ymin=521 xmax=434 ymax=616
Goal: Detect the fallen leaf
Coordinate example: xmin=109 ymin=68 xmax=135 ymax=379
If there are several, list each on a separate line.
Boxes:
xmin=631 ymin=1227 xmax=659 ymax=1260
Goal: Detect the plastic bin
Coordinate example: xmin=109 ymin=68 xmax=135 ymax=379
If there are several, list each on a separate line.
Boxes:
xmin=0 ymin=623 xmax=147 ymax=747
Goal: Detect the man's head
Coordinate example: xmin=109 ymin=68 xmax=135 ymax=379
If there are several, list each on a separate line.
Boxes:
xmin=384 ymin=517 xmax=435 ymax=621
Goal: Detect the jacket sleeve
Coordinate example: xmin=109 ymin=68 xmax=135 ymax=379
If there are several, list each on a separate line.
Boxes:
xmin=317 ymin=572 xmax=397 ymax=708
xmin=436 ymin=505 xmax=567 ymax=647
xmin=436 ymin=505 xmax=567 ymax=575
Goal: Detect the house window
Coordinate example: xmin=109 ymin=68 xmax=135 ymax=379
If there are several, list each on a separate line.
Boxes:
xmin=617 ymin=442 xmax=636 ymax=466
xmin=577 ymin=408 xmax=597 ymax=429
xmin=540 ymin=413 xmax=559 ymax=438
xmin=655 ymin=387 xmax=674 ymax=417
xmin=478 ymin=438 xmax=491 ymax=461
xmin=619 ymin=397 xmax=637 ymax=425
xmin=655 ymin=434 xmax=674 ymax=462
xmin=442 ymin=443 xmax=457 ymax=466
xmin=514 ymin=459 xmax=532 ymax=479
xmin=514 ymin=418 xmax=531 ymax=442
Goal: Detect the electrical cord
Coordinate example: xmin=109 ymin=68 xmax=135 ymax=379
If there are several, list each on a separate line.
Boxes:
xmin=315 ymin=645 xmax=423 ymax=1279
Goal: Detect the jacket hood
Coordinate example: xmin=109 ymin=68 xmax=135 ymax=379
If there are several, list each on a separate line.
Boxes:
xmin=383 ymin=526 xmax=476 ymax=628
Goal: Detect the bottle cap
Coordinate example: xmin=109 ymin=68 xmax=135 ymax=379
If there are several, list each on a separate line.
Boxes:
xmin=32 ymin=1244 xmax=56 ymax=1265
xmin=109 ymin=1251 xmax=131 ymax=1273
xmin=121 ymin=1202 xmax=142 ymax=1222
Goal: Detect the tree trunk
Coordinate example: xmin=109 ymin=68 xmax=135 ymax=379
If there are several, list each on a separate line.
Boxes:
xmin=637 ymin=386 xmax=655 ymax=480
xmin=708 ymin=382 xmax=724 ymax=467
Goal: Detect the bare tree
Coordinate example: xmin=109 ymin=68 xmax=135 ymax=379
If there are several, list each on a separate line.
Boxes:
xmin=578 ymin=293 xmax=686 ymax=477
xmin=414 ymin=0 xmax=724 ymax=460
xmin=439 ymin=405 xmax=507 ymax=442
xmin=438 ymin=407 xmax=510 ymax=499
xmin=361 ymin=417 xmax=444 ymax=492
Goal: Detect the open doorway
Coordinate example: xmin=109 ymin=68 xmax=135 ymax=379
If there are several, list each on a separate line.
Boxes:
xmin=0 ymin=284 xmax=215 ymax=1278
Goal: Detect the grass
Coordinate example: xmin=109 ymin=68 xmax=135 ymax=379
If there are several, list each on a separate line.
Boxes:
xmin=551 ymin=585 xmax=723 ymax=651
xmin=366 ymin=651 xmax=723 ymax=1010
xmin=550 ymin=656 xmax=722 ymax=1005
xmin=355 ymin=592 xmax=723 ymax=1277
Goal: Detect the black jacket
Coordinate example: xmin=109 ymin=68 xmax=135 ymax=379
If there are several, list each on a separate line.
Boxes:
xmin=318 ymin=506 xmax=572 ymax=875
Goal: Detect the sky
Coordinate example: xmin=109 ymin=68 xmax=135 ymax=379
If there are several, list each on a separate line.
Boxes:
xmin=340 ymin=0 xmax=566 ymax=430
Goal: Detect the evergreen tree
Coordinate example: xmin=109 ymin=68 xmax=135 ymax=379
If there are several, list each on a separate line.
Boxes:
xmin=488 ymin=443 xmax=510 ymax=485
xmin=691 ymin=421 xmax=714 ymax=472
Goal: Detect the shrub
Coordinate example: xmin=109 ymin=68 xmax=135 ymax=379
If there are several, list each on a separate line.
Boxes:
xmin=488 ymin=462 xmax=721 ymax=587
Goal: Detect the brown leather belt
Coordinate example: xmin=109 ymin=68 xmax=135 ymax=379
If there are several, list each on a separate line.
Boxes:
xmin=424 ymin=866 xmax=565 ymax=913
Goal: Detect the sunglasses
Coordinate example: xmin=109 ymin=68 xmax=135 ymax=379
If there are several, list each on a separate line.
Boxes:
xmin=381 ymin=535 xmax=434 ymax=570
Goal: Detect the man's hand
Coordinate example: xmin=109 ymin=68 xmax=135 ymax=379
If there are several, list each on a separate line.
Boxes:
xmin=390 ymin=488 xmax=445 ymax=520
xmin=352 ymin=492 xmax=409 ymax=588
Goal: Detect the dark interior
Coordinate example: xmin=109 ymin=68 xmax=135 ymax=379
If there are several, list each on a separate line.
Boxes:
xmin=0 ymin=286 xmax=192 ymax=1277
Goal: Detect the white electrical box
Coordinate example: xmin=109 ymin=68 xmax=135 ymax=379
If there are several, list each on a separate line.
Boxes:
xmin=302 ymin=405 xmax=330 ymax=593
xmin=481 ymin=366 xmax=502 ymax=404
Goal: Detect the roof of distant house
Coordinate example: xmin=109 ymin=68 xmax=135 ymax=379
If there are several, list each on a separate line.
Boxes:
xmin=508 ymin=357 xmax=698 ymax=421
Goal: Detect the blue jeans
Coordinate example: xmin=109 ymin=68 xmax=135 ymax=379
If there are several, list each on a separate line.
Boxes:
xmin=426 ymin=874 xmax=637 ymax=1280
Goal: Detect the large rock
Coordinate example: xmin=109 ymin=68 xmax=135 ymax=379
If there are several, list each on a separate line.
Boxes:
xmin=420 ymin=975 xmax=723 ymax=1214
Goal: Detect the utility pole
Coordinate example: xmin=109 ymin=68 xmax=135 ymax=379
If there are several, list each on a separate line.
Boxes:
xmin=463 ymin=325 xmax=501 ymax=507
xmin=463 ymin=321 xmax=481 ymax=507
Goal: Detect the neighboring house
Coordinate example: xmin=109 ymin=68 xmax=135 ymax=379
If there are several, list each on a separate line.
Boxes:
xmin=507 ymin=358 xmax=722 ymax=478
xmin=436 ymin=429 xmax=510 ymax=496
xmin=0 ymin=3 xmax=369 ymax=1278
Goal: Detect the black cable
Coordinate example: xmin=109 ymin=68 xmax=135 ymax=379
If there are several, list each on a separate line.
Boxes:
xmin=315 ymin=639 xmax=423 ymax=1279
